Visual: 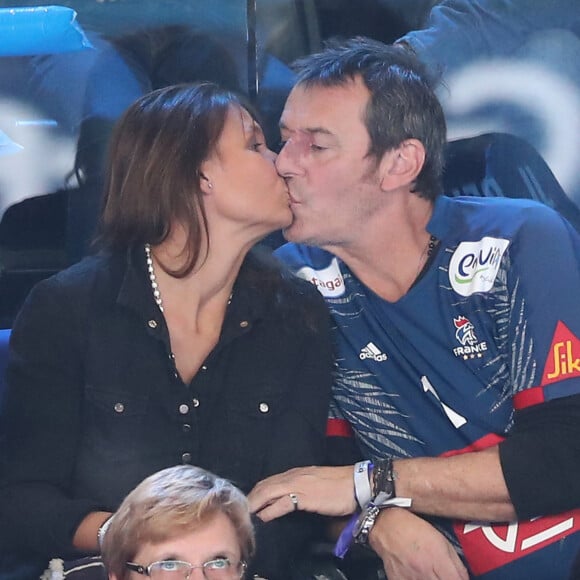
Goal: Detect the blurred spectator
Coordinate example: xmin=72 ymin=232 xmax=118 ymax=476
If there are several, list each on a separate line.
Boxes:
xmin=396 ymin=0 xmax=580 ymax=204
xmin=70 ymin=26 xmax=242 ymax=260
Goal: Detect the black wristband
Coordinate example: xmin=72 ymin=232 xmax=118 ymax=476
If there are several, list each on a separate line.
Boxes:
xmin=372 ymin=458 xmax=395 ymax=499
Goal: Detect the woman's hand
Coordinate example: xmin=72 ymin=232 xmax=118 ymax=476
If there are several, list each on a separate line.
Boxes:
xmin=370 ymin=508 xmax=469 ymax=580
xmin=248 ymin=465 xmax=356 ymax=520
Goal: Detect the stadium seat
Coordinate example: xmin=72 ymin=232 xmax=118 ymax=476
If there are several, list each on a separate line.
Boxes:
xmin=443 ymin=132 xmax=580 ymax=232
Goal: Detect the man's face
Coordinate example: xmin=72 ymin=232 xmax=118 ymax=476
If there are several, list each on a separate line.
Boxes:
xmin=276 ymin=77 xmax=383 ymax=249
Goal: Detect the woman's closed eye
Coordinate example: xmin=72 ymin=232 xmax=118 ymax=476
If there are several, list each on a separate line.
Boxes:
xmin=249 ymin=140 xmax=265 ymax=152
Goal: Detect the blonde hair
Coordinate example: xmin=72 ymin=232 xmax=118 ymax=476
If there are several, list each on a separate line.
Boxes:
xmin=102 ymin=465 xmax=255 ymax=579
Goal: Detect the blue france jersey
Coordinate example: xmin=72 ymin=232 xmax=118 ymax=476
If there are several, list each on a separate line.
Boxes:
xmin=276 ymin=195 xmax=580 ymax=579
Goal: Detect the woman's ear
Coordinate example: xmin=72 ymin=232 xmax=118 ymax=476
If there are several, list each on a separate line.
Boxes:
xmin=378 ymin=139 xmax=426 ymax=192
xmin=199 ymin=171 xmax=214 ymax=195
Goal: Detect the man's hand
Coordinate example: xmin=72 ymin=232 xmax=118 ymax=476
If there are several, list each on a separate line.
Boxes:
xmin=370 ymin=508 xmax=469 ymax=580
xmin=248 ymin=465 xmax=356 ymax=521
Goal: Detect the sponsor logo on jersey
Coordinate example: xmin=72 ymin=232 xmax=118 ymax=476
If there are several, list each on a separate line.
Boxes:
xmin=449 ymin=237 xmax=510 ymax=296
xmin=359 ymin=342 xmax=388 ymax=362
xmin=296 ymin=257 xmax=345 ymax=298
xmin=452 ymin=316 xmax=488 ymax=359
xmin=542 ymin=321 xmax=580 ymax=385
xmin=455 ymin=511 xmax=580 ymax=575
xmin=447 ymin=434 xmax=580 ymax=575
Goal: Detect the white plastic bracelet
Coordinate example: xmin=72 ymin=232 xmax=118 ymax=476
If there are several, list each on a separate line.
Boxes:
xmin=354 ymin=460 xmax=373 ymax=508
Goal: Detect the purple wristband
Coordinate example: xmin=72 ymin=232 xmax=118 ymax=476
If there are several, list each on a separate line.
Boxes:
xmin=334 ymin=511 xmax=359 ymax=559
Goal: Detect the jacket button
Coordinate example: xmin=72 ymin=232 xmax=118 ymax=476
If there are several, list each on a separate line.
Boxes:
xmin=114 ymin=403 xmax=125 ymax=413
xmin=239 ymin=320 xmax=249 ymax=328
xmin=182 ymin=452 xmax=192 ymax=464
xmin=192 ymin=398 xmax=200 ymax=408
xmin=259 ymin=402 xmax=269 ymax=413
xmin=179 ymin=404 xmax=189 ymax=414
xmin=148 ymin=319 xmax=158 ymax=329
xmin=182 ymin=423 xmax=191 ymax=433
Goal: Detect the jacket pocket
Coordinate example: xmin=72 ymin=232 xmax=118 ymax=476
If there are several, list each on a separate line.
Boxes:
xmin=213 ymin=385 xmax=285 ymax=492
xmin=82 ymin=387 xmax=150 ymax=457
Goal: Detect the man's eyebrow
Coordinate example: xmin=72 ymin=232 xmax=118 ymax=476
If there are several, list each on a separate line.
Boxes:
xmin=278 ymin=123 xmax=335 ymax=137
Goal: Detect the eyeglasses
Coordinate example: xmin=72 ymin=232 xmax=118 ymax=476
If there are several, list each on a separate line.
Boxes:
xmin=126 ymin=558 xmax=247 ymax=580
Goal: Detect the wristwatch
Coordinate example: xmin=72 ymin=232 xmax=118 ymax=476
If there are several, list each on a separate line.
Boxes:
xmin=353 ymin=490 xmax=414 ymax=546
xmin=353 ymin=490 xmax=392 ymax=545
xmin=353 ymin=501 xmax=382 ymax=545
xmin=353 ymin=458 xmax=396 ymax=546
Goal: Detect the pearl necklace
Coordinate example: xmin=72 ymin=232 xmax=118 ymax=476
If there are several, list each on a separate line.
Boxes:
xmin=145 ymin=243 xmax=164 ymax=313
xmin=144 ymin=244 xmax=233 ymax=314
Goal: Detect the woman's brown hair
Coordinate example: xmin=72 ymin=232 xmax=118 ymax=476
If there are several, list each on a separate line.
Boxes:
xmin=98 ymin=82 xmax=249 ymax=277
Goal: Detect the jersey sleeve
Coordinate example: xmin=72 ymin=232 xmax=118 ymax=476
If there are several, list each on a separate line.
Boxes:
xmin=508 ymin=206 xmax=580 ymax=407
xmin=499 ymin=206 xmax=580 ymax=517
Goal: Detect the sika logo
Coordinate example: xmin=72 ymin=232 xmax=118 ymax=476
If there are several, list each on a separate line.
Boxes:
xmin=449 ymin=237 xmax=510 ymax=296
xmin=296 ymin=258 xmax=345 ymax=298
xmin=452 ymin=316 xmax=487 ymax=359
xmin=542 ymin=321 xmax=580 ymax=384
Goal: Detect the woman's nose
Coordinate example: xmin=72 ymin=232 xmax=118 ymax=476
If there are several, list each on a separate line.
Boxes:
xmin=263 ymin=147 xmax=277 ymax=163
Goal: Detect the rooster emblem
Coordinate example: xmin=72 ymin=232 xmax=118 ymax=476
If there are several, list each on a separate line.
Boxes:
xmin=454 ymin=316 xmax=478 ymax=346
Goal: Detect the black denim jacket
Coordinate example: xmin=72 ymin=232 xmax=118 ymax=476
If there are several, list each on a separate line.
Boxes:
xmin=0 ymin=247 xmax=333 ymax=579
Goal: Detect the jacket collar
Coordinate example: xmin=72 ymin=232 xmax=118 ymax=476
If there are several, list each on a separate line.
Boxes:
xmin=115 ymin=245 xmax=268 ymax=342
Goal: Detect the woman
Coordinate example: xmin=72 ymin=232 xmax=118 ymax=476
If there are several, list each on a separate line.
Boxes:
xmin=0 ymin=83 xmax=333 ymax=579
xmin=103 ymin=465 xmax=254 ymax=580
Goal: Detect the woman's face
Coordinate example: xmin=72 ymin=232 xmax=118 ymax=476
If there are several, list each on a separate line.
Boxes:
xmin=201 ymin=106 xmax=292 ymax=239
xmin=121 ymin=511 xmax=244 ymax=580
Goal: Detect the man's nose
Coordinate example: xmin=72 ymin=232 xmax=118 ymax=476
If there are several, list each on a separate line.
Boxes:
xmin=275 ymin=140 xmax=300 ymax=177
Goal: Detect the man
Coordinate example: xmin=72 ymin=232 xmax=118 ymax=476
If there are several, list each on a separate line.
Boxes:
xmin=249 ymin=38 xmax=580 ymax=579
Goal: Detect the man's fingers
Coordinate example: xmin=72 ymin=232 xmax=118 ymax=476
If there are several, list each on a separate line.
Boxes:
xmin=248 ymin=467 xmax=308 ymax=512
xmin=250 ymin=465 xmax=356 ymax=518
xmin=450 ymin=548 xmax=470 ymax=580
xmin=254 ymin=496 xmax=295 ymax=522
xmin=248 ymin=482 xmax=287 ymax=513
xmin=432 ymin=543 xmax=469 ymax=580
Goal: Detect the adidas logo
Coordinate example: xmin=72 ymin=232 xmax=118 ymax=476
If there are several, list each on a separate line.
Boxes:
xmin=359 ymin=342 xmax=388 ymax=362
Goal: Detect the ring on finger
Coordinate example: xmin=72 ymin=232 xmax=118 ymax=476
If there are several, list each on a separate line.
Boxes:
xmin=289 ymin=493 xmax=299 ymax=511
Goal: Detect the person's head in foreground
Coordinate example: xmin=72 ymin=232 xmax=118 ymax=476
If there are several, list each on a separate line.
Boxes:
xmin=277 ymin=36 xmax=446 ymax=247
xmin=102 ymin=465 xmax=255 ymax=580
